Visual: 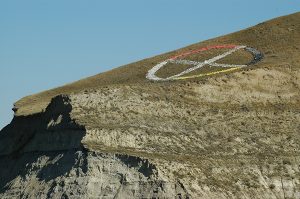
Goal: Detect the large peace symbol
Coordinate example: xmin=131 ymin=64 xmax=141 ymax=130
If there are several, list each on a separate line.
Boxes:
xmin=146 ymin=45 xmax=263 ymax=81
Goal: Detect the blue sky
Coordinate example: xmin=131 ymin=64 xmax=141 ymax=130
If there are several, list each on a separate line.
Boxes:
xmin=0 ymin=1 xmax=299 ymax=129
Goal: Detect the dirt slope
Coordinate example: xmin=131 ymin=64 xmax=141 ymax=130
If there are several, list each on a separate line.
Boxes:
xmin=1 ymin=12 xmax=300 ymax=199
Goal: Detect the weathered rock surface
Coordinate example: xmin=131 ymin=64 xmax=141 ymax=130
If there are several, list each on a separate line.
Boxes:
xmin=1 ymin=12 xmax=300 ymax=198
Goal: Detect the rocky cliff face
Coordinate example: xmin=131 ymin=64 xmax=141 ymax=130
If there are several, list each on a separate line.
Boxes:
xmin=1 ymin=12 xmax=300 ymax=198
xmin=0 ymin=96 xmax=190 ymax=199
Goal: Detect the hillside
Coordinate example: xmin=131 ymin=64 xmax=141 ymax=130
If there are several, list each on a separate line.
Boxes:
xmin=1 ymin=12 xmax=300 ymax=198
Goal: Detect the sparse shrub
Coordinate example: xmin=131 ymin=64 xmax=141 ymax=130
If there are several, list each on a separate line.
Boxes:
xmin=283 ymin=159 xmax=291 ymax=165
xmin=269 ymin=184 xmax=275 ymax=190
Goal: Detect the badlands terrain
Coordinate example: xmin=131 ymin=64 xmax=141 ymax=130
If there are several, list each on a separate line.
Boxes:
xmin=0 ymin=12 xmax=300 ymax=198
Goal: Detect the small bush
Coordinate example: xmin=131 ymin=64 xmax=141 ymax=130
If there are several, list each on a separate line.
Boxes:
xmin=269 ymin=184 xmax=275 ymax=190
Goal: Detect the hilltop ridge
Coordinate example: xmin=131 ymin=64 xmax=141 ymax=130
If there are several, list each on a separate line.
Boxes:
xmin=14 ymin=12 xmax=300 ymax=116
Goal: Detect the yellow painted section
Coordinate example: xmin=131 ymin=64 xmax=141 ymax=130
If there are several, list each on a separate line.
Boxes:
xmin=174 ymin=67 xmax=241 ymax=80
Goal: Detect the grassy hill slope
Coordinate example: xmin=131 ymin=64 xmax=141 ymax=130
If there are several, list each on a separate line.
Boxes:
xmin=14 ymin=12 xmax=300 ymax=116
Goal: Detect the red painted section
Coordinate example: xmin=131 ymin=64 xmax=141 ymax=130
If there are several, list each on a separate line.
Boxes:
xmin=170 ymin=44 xmax=237 ymax=60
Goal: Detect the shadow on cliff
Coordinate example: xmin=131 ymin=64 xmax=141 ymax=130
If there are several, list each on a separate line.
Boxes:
xmin=0 ymin=95 xmax=88 ymax=193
